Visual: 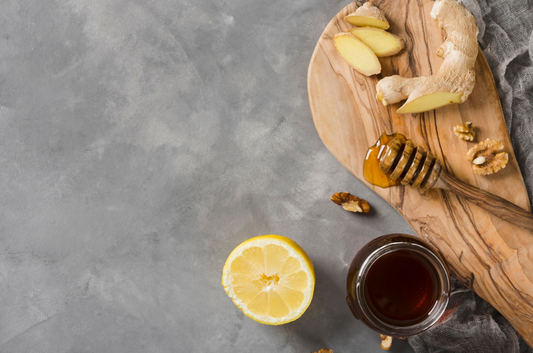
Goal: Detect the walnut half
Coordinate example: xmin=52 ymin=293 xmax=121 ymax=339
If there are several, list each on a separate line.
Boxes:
xmin=454 ymin=121 xmax=475 ymax=141
xmin=331 ymin=192 xmax=370 ymax=213
xmin=380 ymin=335 xmax=393 ymax=351
xmin=466 ymin=138 xmax=508 ymax=175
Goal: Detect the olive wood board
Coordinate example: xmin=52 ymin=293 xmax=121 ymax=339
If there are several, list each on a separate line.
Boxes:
xmin=307 ymin=0 xmax=533 ymax=345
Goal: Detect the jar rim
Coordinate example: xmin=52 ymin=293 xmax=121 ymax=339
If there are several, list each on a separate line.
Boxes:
xmin=355 ymin=241 xmax=450 ymax=336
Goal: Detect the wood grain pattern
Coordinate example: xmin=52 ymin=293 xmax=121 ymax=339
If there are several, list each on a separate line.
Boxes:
xmin=434 ymin=172 xmax=533 ymax=232
xmin=307 ymin=0 xmax=533 ymax=345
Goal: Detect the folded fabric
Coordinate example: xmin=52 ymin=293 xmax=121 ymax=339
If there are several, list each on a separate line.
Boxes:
xmin=409 ymin=277 xmax=532 ymax=352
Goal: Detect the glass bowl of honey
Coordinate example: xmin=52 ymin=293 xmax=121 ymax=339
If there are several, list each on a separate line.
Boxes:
xmin=346 ymin=234 xmax=450 ymax=337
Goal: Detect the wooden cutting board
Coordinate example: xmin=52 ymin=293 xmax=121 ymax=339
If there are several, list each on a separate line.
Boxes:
xmin=308 ymin=0 xmax=533 ymax=345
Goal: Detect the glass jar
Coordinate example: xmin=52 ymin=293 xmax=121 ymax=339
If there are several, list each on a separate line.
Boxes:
xmin=346 ymin=234 xmax=450 ymax=337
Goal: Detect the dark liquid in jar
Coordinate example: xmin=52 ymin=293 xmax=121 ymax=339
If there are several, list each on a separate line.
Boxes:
xmin=364 ymin=250 xmax=440 ymax=326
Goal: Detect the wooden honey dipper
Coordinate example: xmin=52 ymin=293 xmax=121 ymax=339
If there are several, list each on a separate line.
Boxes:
xmin=380 ymin=136 xmax=533 ymax=232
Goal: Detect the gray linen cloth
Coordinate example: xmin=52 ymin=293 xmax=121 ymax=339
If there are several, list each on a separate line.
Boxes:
xmin=409 ymin=0 xmax=533 ymax=351
xmin=409 ymin=277 xmax=533 ymax=352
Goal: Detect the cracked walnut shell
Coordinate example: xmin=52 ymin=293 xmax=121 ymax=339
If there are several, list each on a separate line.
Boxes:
xmin=454 ymin=121 xmax=475 ymax=141
xmin=331 ymin=192 xmax=370 ymax=213
xmin=466 ymin=138 xmax=508 ymax=175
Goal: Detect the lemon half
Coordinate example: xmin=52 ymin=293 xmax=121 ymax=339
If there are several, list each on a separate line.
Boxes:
xmin=222 ymin=235 xmax=315 ymax=325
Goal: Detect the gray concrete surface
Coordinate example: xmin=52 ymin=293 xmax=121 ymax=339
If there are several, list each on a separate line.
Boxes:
xmin=0 ymin=0 xmax=415 ymax=351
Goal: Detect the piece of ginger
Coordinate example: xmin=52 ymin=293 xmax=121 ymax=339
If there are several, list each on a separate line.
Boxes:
xmin=349 ymin=27 xmax=404 ymax=57
xmin=334 ymin=33 xmax=381 ymax=76
xmin=345 ymin=2 xmax=390 ymax=29
xmin=375 ymin=0 xmax=479 ymax=114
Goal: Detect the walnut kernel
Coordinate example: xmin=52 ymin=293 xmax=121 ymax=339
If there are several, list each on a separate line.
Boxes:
xmin=312 ymin=350 xmax=333 ymax=353
xmin=466 ymin=138 xmax=508 ymax=175
xmin=331 ymin=192 xmax=370 ymax=213
xmin=454 ymin=121 xmax=475 ymax=141
xmin=380 ymin=335 xmax=393 ymax=350
xmin=472 ymin=156 xmax=486 ymax=165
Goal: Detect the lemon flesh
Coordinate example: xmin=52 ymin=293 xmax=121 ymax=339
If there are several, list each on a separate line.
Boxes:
xmin=221 ymin=235 xmax=315 ymax=325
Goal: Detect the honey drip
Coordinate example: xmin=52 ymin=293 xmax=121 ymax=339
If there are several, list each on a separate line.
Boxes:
xmin=363 ymin=132 xmax=406 ymax=188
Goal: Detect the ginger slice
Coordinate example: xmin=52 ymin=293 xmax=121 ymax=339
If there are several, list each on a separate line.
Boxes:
xmin=334 ymin=33 xmax=381 ymax=76
xmin=349 ymin=27 xmax=404 ymax=57
xmin=376 ymin=0 xmax=478 ymax=114
xmin=397 ymin=91 xmax=463 ymax=114
xmin=345 ymin=2 xmax=390 ymax=29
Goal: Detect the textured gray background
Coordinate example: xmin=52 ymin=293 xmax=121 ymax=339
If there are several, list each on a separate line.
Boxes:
xmin=0 ymin=0 xmax=423 ymax=351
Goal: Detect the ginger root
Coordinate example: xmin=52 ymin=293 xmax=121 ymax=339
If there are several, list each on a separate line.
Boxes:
xmin=349 ymin=27 xmax=404 ymax=57
xmin=334 ymin=33 xmax=381 ymax=76
xmin=345 ymin=2 xmax=390 ymax=29
xmin=376 ymin=0 xmax=479 ymax=114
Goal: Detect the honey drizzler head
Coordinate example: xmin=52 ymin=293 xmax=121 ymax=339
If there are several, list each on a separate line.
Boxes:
xmin=379 ymin=136 xmax=442 ymax=192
